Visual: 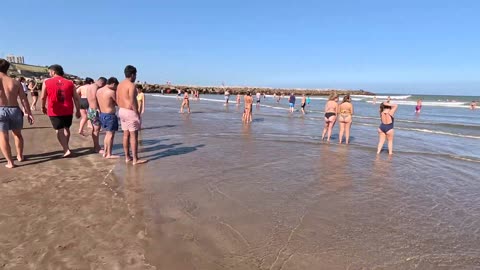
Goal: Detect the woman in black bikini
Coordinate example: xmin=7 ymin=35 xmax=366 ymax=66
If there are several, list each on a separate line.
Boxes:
xmin=377 ymin=101 xmax=399 ymax=155
xmin=28 ymin=80 xmax=39 ymax=111
xmin=321 ymin=92 xmax=339 ymax=142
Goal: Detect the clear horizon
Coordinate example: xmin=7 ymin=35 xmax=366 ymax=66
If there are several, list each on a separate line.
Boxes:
xmin=1 ymin=0 xmax=479 ymax=95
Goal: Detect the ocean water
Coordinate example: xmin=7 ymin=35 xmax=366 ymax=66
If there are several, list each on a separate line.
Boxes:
xmin=122 ymin=94 xmax=480 ymax=269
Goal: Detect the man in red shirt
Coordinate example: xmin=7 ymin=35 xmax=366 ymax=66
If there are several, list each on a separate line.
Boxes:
xmin=41 ymin=64 xmax=81 ymax=157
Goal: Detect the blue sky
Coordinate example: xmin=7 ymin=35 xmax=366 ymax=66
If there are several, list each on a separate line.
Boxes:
xmin=1 ymin=0 xmax=479 ymax=95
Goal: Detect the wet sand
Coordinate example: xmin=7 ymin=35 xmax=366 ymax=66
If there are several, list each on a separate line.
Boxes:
xmin=0 ymin=112 xmax=153 ymax=269
xmin=1 ymin=96 xmax=480 ymax=269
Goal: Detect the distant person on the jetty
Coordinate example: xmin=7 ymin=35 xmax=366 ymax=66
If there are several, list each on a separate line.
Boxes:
xmin=470 ymin=101 xmax=476 ymax=110
xmin=117 ymin=65 xmax=147 ymax=165
xmin=136 ymin=85 xmax=145 ymax=116
xmin=28 ymin=79 xmax=39 ymax=111
xmin=97 ymin=77 xmax=120 ymax=159
xmin=377 ymin=101 xmax=399 ymax=155
xmin=321 ymin=92 xmax=339 ymax=142
xmin=41 ymin=64 xmax=81 ymax=158
xmin=224 ymin=89 xmax=230 ymax=106
xmin=289 ymin=93 xmax=296 ymax=113
xmin=415 ymin=98 xmax=422 ymax=114
xmin=76 ymin=77 xmax=94 ymax=136
xmin=0 ymin=59 xmax=34 ymax=168
xmin=243 ymin=92 xmax=253 ymax=122
xmin=87 ymin=77 xmax=107 ymax=153
xmin=301 ymin=94 xmax=306 ymax=114
xmin=338 ymin=94 xmax=354 ymax=144
xmin=180 ymin=90 xmax=191 ymax=113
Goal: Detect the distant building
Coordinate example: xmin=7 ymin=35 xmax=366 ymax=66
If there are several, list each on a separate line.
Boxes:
xmin=5 ymin=55 xmax=25 ymax=64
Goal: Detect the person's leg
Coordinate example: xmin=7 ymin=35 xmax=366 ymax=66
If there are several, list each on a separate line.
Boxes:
xmin=321 ymin=120 xmax=328 ymax=140
xmin=31 ymin=96 xmax=38 ymax=110
xmin=79 ymin=109 xmax=88 ymax=135
xmin=377 ymin=130 xmax=386 ymax=154
xmin=56 ymin=128 xmax=71 ymax=157
xmin=327 ymin=117 xmax=336 ymax=141
xmin=11 ymin=129 xmax=24 ymax=161
xmin=92 ymin=124 xmax=101 ymax=152
xmin=130 ymin=130 xmax=147 ymax=165
xmin=0 ymin=131 xmax=14 ymax=168
xmin=386 ymin=130 xmax=395 ymax=155
xmin=187 ymin=103 xmax=191 ymax=113
xmin=123 ymin=131 xmax=131 ymax=162
xmin=338 ymin=122 xmax=345 ymax=144
xmin=345 ymin=121 xmax=352 ymax=144
xmin=180 ymin=102 xmax=184 ymax=113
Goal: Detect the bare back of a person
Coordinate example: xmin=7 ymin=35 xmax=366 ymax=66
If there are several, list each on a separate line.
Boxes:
xmin=97 ymin=87 xmax=116 ymax=114
xmin=87 ymin=84 xmax=99 ymax=110
xmin=117 ymin=80 xmax=135 ymax=110
xmin=339 ymin=103 xmax=353 ymax=114
xmin=245 ymin=96 xmax=253 ymax=108
xmin=381 ymin=111 xmax=393 ymax=124
xmin=78 ymin=85 xmax=89 ymax=98
xmin=0 ymin=76 xmax=21 ymax=107
xmin=325 ymin=100 xmax=337 ymax=113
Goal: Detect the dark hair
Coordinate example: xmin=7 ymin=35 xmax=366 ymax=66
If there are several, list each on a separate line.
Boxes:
xmin=379 ymin=103 xmax=391 ymax=114
xmin=48 ymin=64 xmax=65 ymax=76
xmin=124 ymin=65 xmax=137 ymax=78
xmin=19 ymin=77 xmax=26 ymax=82
xmin=343 ymin=94 xmax=351 ymax=103
xmin=84 ymin=77 xmax=94 ymax=84
xmin=98 ymin=77 xmax=107 ymax=84
xmin=107 ymin=77 xmax=119 ymax=85
xmin=247 ymin=91 xmax=251 ymax=96
xmin=0 ymin=59 xmax=11 ymax=73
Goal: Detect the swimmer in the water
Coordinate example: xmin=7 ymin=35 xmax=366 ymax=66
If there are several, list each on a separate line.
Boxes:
xmin=377 ymin=101 xmax=399 ymax=155
xmin=470 ymin=101 xmax=477 ymax=110
xmin=415 ymin=98 xmax=422 ymax=114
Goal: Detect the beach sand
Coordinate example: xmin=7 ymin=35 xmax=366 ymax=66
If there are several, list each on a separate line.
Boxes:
xmin=0 ymin=112 xmax=153 ymax=269
xmin=1 ymin=96 xmax=479 ymax=269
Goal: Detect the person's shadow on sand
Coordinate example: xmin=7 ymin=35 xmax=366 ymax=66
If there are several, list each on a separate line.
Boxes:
xmin=142 ymin=144 xmax=205 ymax=161
xmin=0 ymin=147 xmax=93 ymax=167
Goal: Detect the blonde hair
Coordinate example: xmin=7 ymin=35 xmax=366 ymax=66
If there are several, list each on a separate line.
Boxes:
xmin=328 ymin=92 xmax=338 ymax=101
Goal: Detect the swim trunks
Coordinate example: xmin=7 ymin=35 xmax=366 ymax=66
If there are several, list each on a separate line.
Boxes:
xmin=87 ymin=108 xmax=101 ymax=126
xmin=31 ymin=91 xmax=39 ymax=97
xmin=100 ymin=112 xmax=119 ymax=132
xmin=80 ymin=98 xmax=89 ymax=110
xmin=49 ymin=115 xmax=73 ymax=130
xmin=118 ymin=108 xmax=140 ymax=132
xmin=0 ymin=106 xmax=23 ymax=131
xmin=289 ymin=103 xmax=295 ymax=108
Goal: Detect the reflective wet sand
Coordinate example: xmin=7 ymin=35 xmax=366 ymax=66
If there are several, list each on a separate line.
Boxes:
xmin=1 ymin=96 xmax=479 ymax=269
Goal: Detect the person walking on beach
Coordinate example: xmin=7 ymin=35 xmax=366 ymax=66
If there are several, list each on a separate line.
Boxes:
xmin=321 ymin=92 xmax=339 ymax=142
xmin=236 ymin=93 xmax=241 ymax=106
xmin=117 ymin=65 xmax=147 ymax=165
xmin=76 ymin=77 xmax=94 ymax=136
xmin=373 ymin=96 xmax=377 ymax=104
xmin=41 ymin=64 xmax=81 ymax=158
xmin=97 ymin=77 xmax=120 ymax=159
xmin=415 ymin=98 xmax=422 ymax=114
xmin=300 ymin=94 xmax=307 ymax=114
xmin=0 ymin=59 xmax=34 ymax=168
xmin=338 ymin=94 xmax=354 ymax=144
xmin=243 ymin=92 xmax=253 ymax=123
xmin=256 ymin=92 xmax=261 ymax=107
xmin=289 ymin=93 xmax=296 ymax=113
xmin=28 ymin=79 xmax=39 ymax=111
xmin=377 ymin=101 xmax=398 ymax=155
xmin=87 ymin=77 xmax=107 ymax=153
xmin=180 ymin=90 xmax=191 ymax=113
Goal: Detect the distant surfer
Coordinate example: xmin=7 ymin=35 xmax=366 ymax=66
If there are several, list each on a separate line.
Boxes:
xmin=415 ymin=98 xmax=422 ymax=114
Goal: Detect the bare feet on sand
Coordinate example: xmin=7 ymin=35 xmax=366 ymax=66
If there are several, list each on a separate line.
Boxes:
xmin=125 ymin=156 xmax=133 ymax=163
xmin=133 ymin=159 xmax=148 ymax=165
xmin=63 ymin=150 xmax=72 ymax=158
xmin=104 ymin=155 xmax=120 ymax=159
xmin=5 ymin=162 xmax=15 ymax=169
xmin=17 ymin=156 xmax=25 ymax=162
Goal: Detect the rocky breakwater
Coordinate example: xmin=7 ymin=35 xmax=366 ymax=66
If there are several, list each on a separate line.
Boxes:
xmin=142 ymin=84 xmax=375 ymax=96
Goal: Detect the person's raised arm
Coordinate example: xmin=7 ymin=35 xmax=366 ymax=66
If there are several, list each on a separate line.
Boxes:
xmin=41 ymin=81 xmax=48 ymax=115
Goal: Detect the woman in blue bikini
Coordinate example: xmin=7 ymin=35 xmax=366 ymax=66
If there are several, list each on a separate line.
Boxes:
xmin=377 ymin=101 xmax=398 ymax=155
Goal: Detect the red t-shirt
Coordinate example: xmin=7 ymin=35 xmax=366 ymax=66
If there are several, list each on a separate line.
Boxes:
xmin=45 ymin=77 xmax=75 ymax=116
